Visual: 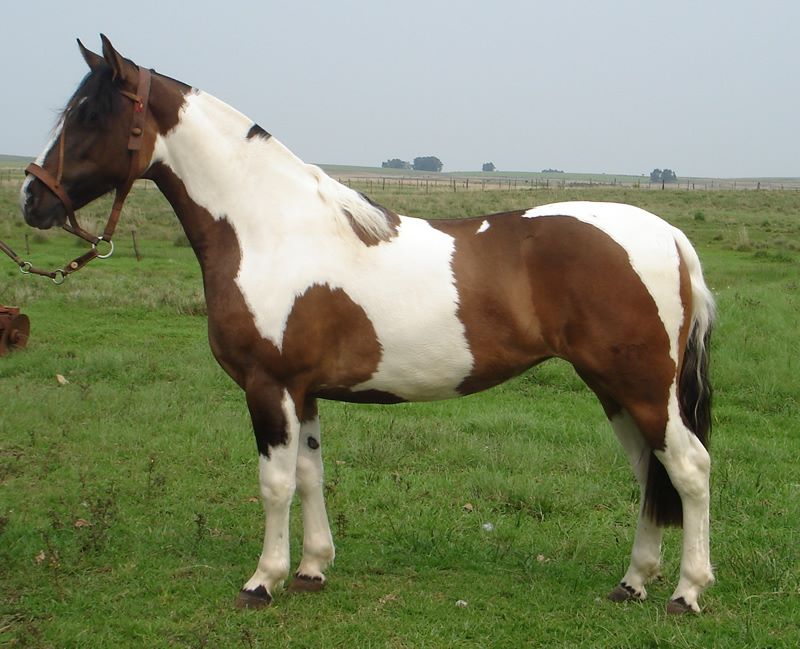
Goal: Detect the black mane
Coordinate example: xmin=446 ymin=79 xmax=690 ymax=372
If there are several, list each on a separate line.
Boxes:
xmin=61 ymin=64 xmax=123 ymax=130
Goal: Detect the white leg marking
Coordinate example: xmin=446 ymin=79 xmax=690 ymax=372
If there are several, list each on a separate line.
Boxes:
xmin=611 ymin=410 xmax=663 ymax=599
xmin=656 ymin=393 xmax=714 ymax=611
xmin=243 ymin=390 xmax=300 ymax=597
xmin=295 ymin=415 xmax=335 ymax=580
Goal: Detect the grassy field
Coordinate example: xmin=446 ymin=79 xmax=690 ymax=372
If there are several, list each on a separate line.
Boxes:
xmin=1 ymin=180 xmax=799 ymax=647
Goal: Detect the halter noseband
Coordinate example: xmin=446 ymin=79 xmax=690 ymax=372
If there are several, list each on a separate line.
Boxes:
xmin=0 ymin=67 xmax=152 ymax=283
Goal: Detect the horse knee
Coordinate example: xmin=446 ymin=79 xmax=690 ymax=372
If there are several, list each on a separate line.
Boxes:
xmin=259 ymin=469 xmax=296 ymax=506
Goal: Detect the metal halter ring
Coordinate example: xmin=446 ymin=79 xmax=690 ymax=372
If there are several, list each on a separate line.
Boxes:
xmin=93 ymin=237 xmax=115 ymax=259
xmin=52 ymin=269 xmax=67 ymax=285
xmin=19 ymin=261 xmax=33 ymax=275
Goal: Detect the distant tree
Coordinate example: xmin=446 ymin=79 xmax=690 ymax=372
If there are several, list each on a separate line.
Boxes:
xmin=382 ymin=158 xmax=411 ymax=170
xmin=650 ymin=168 xmax=678 ymax=183
xmin=482 ymin=162 xmax=496 ymax=172
xmin=541 ymin=168 xmax=564 ymax=173
xmin=412 ymin=156 xmax=443 ymax=172
xmin=662 ymin=168 xmax=678 ymax=183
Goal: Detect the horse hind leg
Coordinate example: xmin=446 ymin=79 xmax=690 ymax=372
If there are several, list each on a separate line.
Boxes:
xmin=618 ymin=393 xmax=713 ymax=614
xmin=606 ymin=409 xmax=664 ymax=604
xmin=656 ymin=404 xmax=714 ymax=613
xmin=288 ymin=402 xmax=336 ymax=593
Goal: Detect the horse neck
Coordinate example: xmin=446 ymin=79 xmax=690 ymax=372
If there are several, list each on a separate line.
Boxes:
xmin=148 ymin=89 xmax=398 ymax=265
xmin=149 ymin=91 xmax=329 ymax=238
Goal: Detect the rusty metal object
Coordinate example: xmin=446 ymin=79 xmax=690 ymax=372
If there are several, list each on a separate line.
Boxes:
xmin=0 ymin=305 xmax=30 ymax=355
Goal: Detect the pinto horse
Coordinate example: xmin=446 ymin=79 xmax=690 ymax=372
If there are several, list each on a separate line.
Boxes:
xmin=20 ymin=36 xmax=715 ymax=614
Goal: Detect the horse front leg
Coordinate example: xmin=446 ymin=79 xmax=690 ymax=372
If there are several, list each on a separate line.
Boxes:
xmin=236 ymin=378 xmax=301 ymax=609
xmin=288 ymin=400 xmax=336 ymax=592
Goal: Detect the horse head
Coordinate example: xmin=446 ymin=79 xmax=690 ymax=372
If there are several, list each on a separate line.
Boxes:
xmin=21 ymin=35 xmax=158 ymax=231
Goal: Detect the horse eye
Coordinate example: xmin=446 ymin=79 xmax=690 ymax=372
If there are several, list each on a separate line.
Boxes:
xmin=75 ymin=102 xmax=98 ymax=126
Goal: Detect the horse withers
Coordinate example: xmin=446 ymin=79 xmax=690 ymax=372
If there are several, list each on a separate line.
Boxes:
xmin=20 ymin=35 xmax=715 ymax=614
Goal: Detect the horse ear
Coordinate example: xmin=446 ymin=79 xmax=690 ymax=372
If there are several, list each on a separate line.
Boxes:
xmin=100 ymin=34 xmax=135 ymax=84
xmin=77 ymin=39 xmax=104 ymax=71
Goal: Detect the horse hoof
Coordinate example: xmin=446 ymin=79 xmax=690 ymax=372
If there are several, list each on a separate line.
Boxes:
xmin=288 ymin=573 xmax=325 ymax=593
xmin=235 ymin=586 xmax=272 ymax=609
xmin=666 ymin=597 xmax=696 ymax=615
xmin=607 ymin=583 xmax=639 ymax=602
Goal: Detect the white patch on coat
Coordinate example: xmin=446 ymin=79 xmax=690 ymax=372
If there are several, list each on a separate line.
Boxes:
xmin=476 ymin=220 xmax=490 ymax=234
xmin=524 ymin=202 xmax=684 ymax=364
xmin=151 ymin=91 xmax=474 ymax=401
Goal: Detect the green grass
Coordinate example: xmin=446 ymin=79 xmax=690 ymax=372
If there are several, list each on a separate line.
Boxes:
xmin=1 ymin=182 xmax=799 ymax=647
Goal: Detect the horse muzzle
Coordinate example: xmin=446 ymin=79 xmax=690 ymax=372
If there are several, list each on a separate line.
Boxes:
xmin=21 ymin=183 xmax=68 ymax=230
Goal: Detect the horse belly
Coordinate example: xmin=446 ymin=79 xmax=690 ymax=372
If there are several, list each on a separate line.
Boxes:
xmin=349 ymin=317 xmax=474 ymax=401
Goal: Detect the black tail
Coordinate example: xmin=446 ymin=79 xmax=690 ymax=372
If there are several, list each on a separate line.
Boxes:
xmin=644 ymin=317 xmax=714 ymax=527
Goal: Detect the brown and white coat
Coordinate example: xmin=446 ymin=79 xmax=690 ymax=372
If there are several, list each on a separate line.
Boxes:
xmin=21 ymin=37 xmax=715 ymax=614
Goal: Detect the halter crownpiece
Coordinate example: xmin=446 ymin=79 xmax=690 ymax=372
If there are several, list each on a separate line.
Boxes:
xmin=0 ymin=67 xmax=152 ymax=283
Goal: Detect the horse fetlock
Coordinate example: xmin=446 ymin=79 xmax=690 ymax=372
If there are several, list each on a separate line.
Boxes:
xmin=670 ymin=574 xmax=712 ymax=613
xmin=244 ymin=556 xmax=291 ymax=594
xmin=296 ymin=540 xmax=334 ymax=577
xmin=307 ymin=533 xmax=335 ymax=561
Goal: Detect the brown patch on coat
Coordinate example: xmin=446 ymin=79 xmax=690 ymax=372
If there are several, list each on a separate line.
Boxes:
xmin=146 ymin=71 xmax=191 ymax=136
xmin=431 ymin=211 xmax=551 ymax=394
xmin=343 ymin=209 xmax=384 ymax=246
xmin=342 ymin=194 xmax=400 ymax=247
xmin=433 ymin=212 xmax=675 ymax=451
xmin=521 ymin=215 xmax=674 ymax=450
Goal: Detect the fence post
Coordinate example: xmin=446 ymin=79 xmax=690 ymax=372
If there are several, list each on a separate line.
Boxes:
xmin=132 ymin=230 xmax=142 ymax=261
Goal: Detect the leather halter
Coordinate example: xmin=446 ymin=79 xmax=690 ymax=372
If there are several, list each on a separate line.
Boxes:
xmin=1 ymin=67 xmax=152 ymax=282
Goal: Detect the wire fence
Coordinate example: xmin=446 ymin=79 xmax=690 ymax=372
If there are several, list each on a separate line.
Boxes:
xmin=3 ymin=166 xmax=799 ymax=192
xmin=335 ymin=174 xmax=800 ymax=193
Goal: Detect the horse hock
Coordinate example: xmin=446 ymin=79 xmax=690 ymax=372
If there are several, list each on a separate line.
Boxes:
xmin=0 ymin=306 xmax=30 ymax=356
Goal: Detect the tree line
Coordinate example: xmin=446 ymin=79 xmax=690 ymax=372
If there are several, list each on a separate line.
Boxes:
xmin=382 ymin=157 xmax=443 ymax=172
xmin=650 ymin=168 xmax=677 ymax=183
xmin=382 ymin=158 xmax=680 ymax=181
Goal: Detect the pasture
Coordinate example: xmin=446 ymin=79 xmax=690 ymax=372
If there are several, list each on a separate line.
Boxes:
xmin=1 ymin=179 xmax=799 ymax=647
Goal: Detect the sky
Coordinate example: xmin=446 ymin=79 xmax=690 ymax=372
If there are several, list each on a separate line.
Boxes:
xmin=2 ymin=0 xmax=798 ymax=178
